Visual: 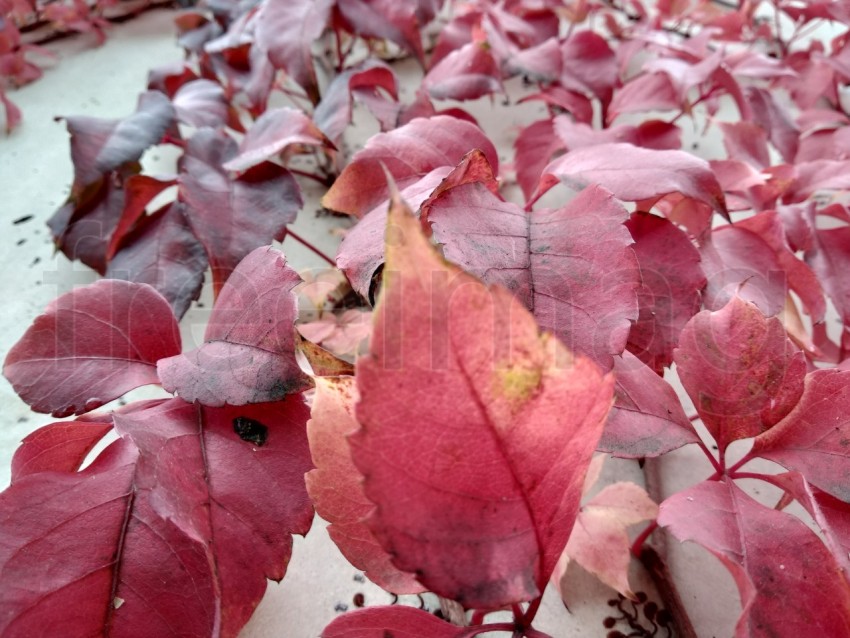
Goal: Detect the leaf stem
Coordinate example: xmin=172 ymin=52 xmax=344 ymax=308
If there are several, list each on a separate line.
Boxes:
xmin=519 ymin=596 xmax=543 ymax=628
xmin=631 ymin=520 xmax=658 ymax=557
xmin=725 ymin=455 xmax=751 ymax=476
xmin=696 ymin=440 xmax=722 ymax=474
xmin=285 ymin=229 xmax=337 ymax=266
xmin=729 ymin=471 xmax=771 ymax=482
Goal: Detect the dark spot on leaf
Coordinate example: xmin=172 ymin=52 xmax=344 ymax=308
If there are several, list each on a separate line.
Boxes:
xmin=13 ymin=215 xmax=33 ymax=225
xmin=233 ymin=416 xmax=268 ymax=446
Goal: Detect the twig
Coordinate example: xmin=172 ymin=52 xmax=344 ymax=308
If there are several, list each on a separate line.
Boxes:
xmin=285 ymin=229 xmax=336 ymax=267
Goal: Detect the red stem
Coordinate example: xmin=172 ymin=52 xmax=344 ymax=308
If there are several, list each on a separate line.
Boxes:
xmin=631 ymin=520 xmax=658 ymax=557
xmin=285 ymin=229 xmax=336 ymax=267
xmin=725 ymin=454 xmax=751 ymax=476
xmin=729 ymin=471 xmax=772 ymax=482
xmin=696 ymin=440 xmax=723 ymax=474
xmin=519 ymin=597 xmax=543 ymax=628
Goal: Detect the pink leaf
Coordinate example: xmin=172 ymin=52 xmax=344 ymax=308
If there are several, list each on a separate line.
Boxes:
xmin=601 ymin=351 xmax=699 ymax=458
xmin=429 ymin=183 xmax=640 ymax=370
xmin=3 ymin=280 xmax=180 ymax=417
xmin=764 ymin=472 xmax=850 ymax=578
xmin=423 ymin=39 xmax=503 ymax=101
xmin=350 ymin=191 xmax=614 ymax=608
xmin=535 ymin=143 xmax=727 ymax=216
xmin=564 ymin=482 xmax=658 ymax=599
xmin=314 ymin=60 xmax=398 ymax=142
xmin=306 ymin=377 xmax=424 ymax=594
xmin=659 ymin=479 xmax=850 ymax=637
xmin=608 ymin=72 xmax=680 ymax=122
xmin=321 ymin=115 xmax=498 ymax=217
xmin=513 ymin=118 xmax=563 ymax=202
xmin=674 ymin=296 xmax=807 ymax=452
xmin=336 ymin=0 xmax=425 ymax=63
xmin=0 ymin=396 xmax=314 ymax=637
xmin=172 ymin=79 xmax=229 ymax=128
xmin=158 ymin=247 xmax=312 ymax=406
xmin=337 ymin=166 xmax=453 ymax=300
xmin=222 ymin=107 xmax=334 ymax=172
xmin=625 ymin=212 xmax=706 ymax=373
xmin=255 ymin=0 xmax=334 ymax=102
xmin=749 ymin=369 xmax=850 ymax=502
xmin=322 ymin=606 xmax=464 ymax=637
xmin=700 ymin=212 xmax=824 ymax=320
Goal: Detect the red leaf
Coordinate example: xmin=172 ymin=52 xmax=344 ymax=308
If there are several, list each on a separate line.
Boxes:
xmin=179 ymin=128 xmax=303 ymax=294
xmin=48 ymin=170 xmax=131 ymax=274
xmin=158 ymin=246 xmax=312 ymax=406
xmin=62 ymin=91 xmax=175 ymax=191
xmin=564 ymin=482 xmax=657 ymax=599
xmin=700 ymin=211 xmax=824 ymax=320
xmin=805 ymin=212 xmax=850 ymax=324
xmin=429 ymin=183 xmax=640 ymax=369
xmin=105 ymin=202 xmax=208 ymax=319
xmin=765 ymin=472 xmax=850 ymax=578
xmin=222 ymin=107 xmax=333 ymax=172
xmin=336 ymin=0 xmax=425 ymax=63
xmin=350 ymin=190 xmax=614 ymax=608
xmin=0 ymin=396 xmax=314 ymax=637
xmin=321 ymin=115 xmax=498 ymax=217
xmin=513 ymin=118 xmax=562 ymax=202
xmin=3 ymin=280 xmax=180 ymax=417
xmin=601 ymin=351 xmax=699 ymax=458
xmin=313 ymin=60 xmax=398 ymax=142
xmin=423 ymin=39 xmax=503 ymax=101
xmin=560 ymin=30 xmax=617 ymax=107
xmin=11 ymin=420 xmax=112 ymax=481
xmin=535 ymin=143 xmax=727 ymax=216
xmin=337 ymin=166 xmax=452 ymax=300
xmin=306 ymin=377 xmax=424 ymax=594
xmin=659 ymin=479 xmax=850 ymax=637
xmin=0 ymin=87 xmax=21 ymax=133
xmin=255 ymin=0 xmax=334 ymax=103
xmin=744 ymin=86 xmax=799 ymax=163
xmin=322 ymin=606 xmax=464 ymax=637
xmin=674 ymin=296 xmax=807 ymax=452
xmin=719 ymin=121 xmax=771 ymax=169
xmin=104 ymin=174 xmax=177 ymax=262
xmin=749 ymin=369 xmax=850 ymax=502
xmin=625 ymin=212 xmax=705 ymax=373
xmin=608 ymin=72 xmax=680 ymax=122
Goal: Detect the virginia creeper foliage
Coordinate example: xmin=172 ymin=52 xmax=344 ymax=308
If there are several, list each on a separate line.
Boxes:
xmin=6 ymin=0 xmax=850 ymax=636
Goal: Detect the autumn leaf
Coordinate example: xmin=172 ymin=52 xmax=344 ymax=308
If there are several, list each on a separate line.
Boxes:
xmin=306 ymin=376 xmax=424 ymax=594
xmin=674 ymin=296 xmax=807 ymax=452
xmin=349 ymin=186 xmax=614 ymax=609
xmin=659 ymin=479 xmax=850 ymax=637
xmin=158 ymin=246 xmax=312 ymax=406
xmin=0 ymin=397 xmax=314 ymax=638
xmin=322 ymin=606 xmax=464 ymax=637
xmin=3 ymin=280 xmax=181 ymax=417
xmin=562 ymin=481 xmax=658 ymax=599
